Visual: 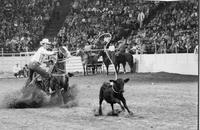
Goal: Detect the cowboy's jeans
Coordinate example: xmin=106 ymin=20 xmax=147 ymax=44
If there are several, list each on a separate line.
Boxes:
xmin=25 ymin=62 xmax=51 ymax=87
xmin=29 ymin=62 xmax=50 ymax=78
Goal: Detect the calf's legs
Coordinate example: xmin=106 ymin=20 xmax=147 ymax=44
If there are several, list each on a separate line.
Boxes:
xmin=120 ymin=96 xmax=133 ymax=115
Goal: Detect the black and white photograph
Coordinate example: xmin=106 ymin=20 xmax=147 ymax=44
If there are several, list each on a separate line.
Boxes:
xmin=0 ymin=0 xmax=198 ymax=129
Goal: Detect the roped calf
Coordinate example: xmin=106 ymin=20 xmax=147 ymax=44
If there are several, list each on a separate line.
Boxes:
xmin=97 ymin=78 xmax=133 ymax=116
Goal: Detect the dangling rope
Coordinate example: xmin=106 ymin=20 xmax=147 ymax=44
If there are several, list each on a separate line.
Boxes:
xmin=98 ymin=33 xmax=118 ymax=80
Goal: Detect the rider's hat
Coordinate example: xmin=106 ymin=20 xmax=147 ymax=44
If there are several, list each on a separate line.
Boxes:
xmin=40 ymin=38 xmax=51 ymax=45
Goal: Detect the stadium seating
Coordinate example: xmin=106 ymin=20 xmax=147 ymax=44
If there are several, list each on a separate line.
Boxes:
xmin=0 ymin=0 xmax=197 ymax=54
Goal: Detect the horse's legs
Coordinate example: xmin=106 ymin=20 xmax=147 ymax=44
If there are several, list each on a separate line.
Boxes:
xmin=58 ymin=89 xmax=64 ymax=105
xmin=86 ymin=65 xmax=88 ymax=75
xmin=128 ymin=61 xmax=134 ymax=73
xmin=122 ymin=63 xmax=126 ymax=74
xmin=106 ymin=65 xmax=109 ymax=75
xmin=117 ymin=64 xmax=120 ymax=73
xmin=115 ymin=64 xmax=119 ymax=74
xmin=92 ymin=65 xmax=95 ymax=75
xmin=83 ymin=64 xmax=86 ymax=76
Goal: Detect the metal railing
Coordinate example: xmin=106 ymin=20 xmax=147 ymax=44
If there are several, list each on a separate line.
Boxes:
xmin=0 ymin=49 xmax=106 ymax=57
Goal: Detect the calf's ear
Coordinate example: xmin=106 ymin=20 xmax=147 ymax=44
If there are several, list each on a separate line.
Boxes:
xmin=109 ymin=80 xmax=116 ymax=84
xmin=124 ymin=78 xmax=130 ymax=83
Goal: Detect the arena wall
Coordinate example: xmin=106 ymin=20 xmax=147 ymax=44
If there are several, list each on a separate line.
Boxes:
xmin=134 ymin=53 xmax=198 ymax=75
xmin=0 ymin=53 xmax=198 ymax=75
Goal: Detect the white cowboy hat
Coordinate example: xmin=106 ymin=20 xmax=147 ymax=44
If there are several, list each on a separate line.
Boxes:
xmin=40 ymin=38 xmax=51 ymax=45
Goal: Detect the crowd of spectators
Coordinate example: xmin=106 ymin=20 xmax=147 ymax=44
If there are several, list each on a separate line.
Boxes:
xmin=60 ymin=0 xmax=197 ymax=54
xmin=0 ymin=0 xmax=198 ymax=54
xmin=59 ymin=0 xmax=157 ymax=51
xmin=133 ymin=1 xmax=198 ymax=54
xmin=0 ymin=0 xmax=60 ymax=53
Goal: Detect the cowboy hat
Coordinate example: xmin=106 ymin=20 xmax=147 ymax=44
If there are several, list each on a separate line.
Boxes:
xmin=40 ymin=38 xmax=51 ymax=45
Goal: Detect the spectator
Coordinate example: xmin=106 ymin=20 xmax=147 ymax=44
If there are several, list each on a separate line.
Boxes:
xmin=137 ymin=10 xmax=145 ymax=28
xmin=13 ymin=63 xmax=21 ymax=78
xmin=194 ymin=41 xmax=198 ymax=54
xmin=24 ymin=64 xmax=29 ymax=77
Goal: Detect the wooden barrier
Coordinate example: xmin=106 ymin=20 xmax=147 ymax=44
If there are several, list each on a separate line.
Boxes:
xmin=0 ymin=53 xmax=197 ymax=75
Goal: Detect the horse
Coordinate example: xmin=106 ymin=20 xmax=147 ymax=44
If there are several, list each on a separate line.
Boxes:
xmin=48 ymin=46 xmax=72 ymax=104
xmin=29 ymin=46 xmax=71 ymax=104
xmin=98 ymin=50 xmax=134 ymax=75
xmin=118 ymin=52 xmax=134 ymax=73
xmin=76 ymin=48 xmax=99 ymax=75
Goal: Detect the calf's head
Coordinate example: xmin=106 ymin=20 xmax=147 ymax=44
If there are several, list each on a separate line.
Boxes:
xmin=110 ymin=78 xmax=130 ymax=93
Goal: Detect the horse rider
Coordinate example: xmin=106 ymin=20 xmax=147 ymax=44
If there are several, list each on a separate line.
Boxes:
xmin=115 ymin=38 xmax=128 ymax=56
xmin=84 ymin=41 xmax=95 ymax=57
xmin=24 ymin=38 xmax=57 ymax=87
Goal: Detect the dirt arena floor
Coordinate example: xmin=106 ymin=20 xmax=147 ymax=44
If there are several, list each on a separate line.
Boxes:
xmin=0 ymin=72 xmax=198 ymax=130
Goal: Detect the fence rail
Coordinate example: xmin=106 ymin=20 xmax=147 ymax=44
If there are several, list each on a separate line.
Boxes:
xmin=0 ymin=49 xmax=107 ymax=57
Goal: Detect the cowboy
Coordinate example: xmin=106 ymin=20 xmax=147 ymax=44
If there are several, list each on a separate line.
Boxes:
xmin=84 ymin=41 xmax=93 ymax=56
xmin=25 ymin=38 xmax=56 ymax=87
xmin=12 ymin=63 xmax=21 ymax=78
xmin=115 ymin=38 xmax=128 ymax=56
xmin=104 ymin=35 xmax=112 ymax=49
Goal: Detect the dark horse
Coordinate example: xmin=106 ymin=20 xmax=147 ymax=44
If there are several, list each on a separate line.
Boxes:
xmin=76 ymin=48 xmax=99 ymax=75
xmin=98 ymin=50 xmax=134 ymax=75
xmin=49 ymin=46 xmax=73 ymax=104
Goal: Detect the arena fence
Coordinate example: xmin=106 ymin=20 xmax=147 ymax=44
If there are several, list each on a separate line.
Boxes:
xmin=0 ymin=51 xmax=198 ymax=76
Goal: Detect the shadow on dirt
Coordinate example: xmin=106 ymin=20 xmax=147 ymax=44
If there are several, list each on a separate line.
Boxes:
xmin=94 ymin=108 xmax=145 ymax=119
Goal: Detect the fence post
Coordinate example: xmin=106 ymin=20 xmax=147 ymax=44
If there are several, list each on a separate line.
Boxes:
xmin=154 ymin=41 xmax=157 ymax=54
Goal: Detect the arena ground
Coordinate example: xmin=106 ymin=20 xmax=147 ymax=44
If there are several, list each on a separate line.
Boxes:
xmin=0 ymin=72 xmax=198 ymax=130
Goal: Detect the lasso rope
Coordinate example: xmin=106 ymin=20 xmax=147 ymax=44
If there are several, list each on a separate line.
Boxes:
xmin=99 ymin=33 xmax=118 ymax=80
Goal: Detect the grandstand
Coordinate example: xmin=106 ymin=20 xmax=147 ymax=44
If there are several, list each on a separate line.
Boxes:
xmin=0 ymin=0 xmax=198 ymax=75
xmin=0 ymin=0 xmax=197 ymax=54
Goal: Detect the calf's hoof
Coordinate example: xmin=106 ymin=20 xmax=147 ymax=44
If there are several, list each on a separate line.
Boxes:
xmin=129 ymin=111 xmax=134 ymax=116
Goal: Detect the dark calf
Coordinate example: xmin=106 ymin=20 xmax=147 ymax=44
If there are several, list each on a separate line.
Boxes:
xmin=98 ymin=78 xmax=133 ymax=116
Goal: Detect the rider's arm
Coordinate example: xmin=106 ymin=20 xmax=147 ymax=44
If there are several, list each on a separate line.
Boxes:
xmin=39 ymin=47 xmax=56 ymax=55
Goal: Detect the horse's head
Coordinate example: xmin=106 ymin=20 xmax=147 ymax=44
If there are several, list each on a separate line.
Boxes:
xmin=57 ymin=46 xmax=70 ymax=58
xmin=76 ymin=48 xmax=83 ymax=56
xmin=51 ymin=46 xmax=70 ymax=73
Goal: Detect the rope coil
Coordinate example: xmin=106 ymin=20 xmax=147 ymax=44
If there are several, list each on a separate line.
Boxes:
xmin=98 ymin=33 xmax=118 ymax=80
